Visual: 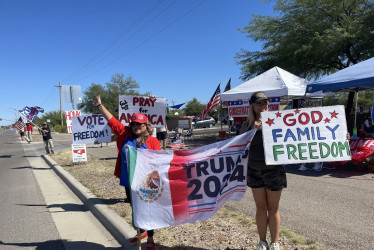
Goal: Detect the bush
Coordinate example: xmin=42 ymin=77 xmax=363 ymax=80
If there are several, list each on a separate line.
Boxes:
xmin=54 ymin=124 xmax=67 ymax=133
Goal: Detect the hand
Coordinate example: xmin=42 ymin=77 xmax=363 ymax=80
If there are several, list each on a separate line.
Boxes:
xmin=93 ymin=95 xmax=102 ymax=107
xmin=252 ymin=119 xmax=262 ymax=129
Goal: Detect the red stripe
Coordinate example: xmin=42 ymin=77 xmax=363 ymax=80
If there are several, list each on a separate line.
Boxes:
xmin=188 ymin=208 xmax=216 ymax=214
xmin=228 ymin=141 xmax=251 ymax=148
xmin=168 ymin=150 xmax=194 ymax=221
xmin=218 ymin=189 xmax=246 ymax=203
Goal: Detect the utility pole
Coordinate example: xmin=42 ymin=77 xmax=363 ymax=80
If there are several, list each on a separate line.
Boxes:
xmin=54 ymin=81 xmax=63 ymax=126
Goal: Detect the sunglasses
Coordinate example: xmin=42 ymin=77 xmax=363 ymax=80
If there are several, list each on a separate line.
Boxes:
xmin=130 ymin=122 xmax=145 ymax=126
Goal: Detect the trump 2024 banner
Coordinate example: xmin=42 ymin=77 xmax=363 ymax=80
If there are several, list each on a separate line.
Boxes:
xmin=118 ymin=95 xmax=166 ymax=128
xmin=262 ymin=105 xmax=351 ymax=165
xmin=72 ymin=114 xmax=111 ymax=144
xmin=127 ymin=129 xmax=256 ymax=230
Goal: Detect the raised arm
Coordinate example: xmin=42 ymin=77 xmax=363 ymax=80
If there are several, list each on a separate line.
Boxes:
xmin=93 ymin=95 xmax=113 ymax=121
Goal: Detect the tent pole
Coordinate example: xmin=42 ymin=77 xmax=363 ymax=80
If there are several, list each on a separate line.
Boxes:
xmin=354 ymin=91 xmax=359 ymax=130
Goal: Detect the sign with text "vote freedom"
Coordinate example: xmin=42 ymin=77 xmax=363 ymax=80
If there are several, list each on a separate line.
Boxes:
xmin=118 ymin=95 xmax=166 ymax=128
xmin=72 ymin=114 xmax=111 ymax=144
xmin=262 ymin=105 xmax=351 ymax=165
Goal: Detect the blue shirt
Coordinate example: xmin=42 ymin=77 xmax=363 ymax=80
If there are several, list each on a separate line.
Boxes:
xmin=119 ymin=136 xmax=147 ymax=187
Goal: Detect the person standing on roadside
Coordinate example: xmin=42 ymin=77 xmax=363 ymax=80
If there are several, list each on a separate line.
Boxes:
xmin=156 ymin=123 xmax=168 ymax=150
xmin=93 ymin=95 xmax=160 ymax=250
xmin=39 ymin=122 xmax=54 ymax=154
xmin=240 ymin=92 xmax=286 ymax=250
xmin=26 ymin=122 xmax=33 ymax=142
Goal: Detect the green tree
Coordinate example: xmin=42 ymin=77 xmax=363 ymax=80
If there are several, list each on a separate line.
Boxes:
xmin=184 ymin=98 xmax=205 ymax=116
xmin=78 ymin=73 xmax=149 ymax=117
xmin=236 ymin=0 xmax=374 ymax=80
xmin=34 ymin=110 xmax=65 ymax=131
xmin=236 ymin=0 xmax=374 ymax=121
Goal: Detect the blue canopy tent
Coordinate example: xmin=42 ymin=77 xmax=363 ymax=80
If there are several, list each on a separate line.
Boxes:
xmin=307 ymin=57 xmax=374 ymax=93
xmin=307 ymin=57 xmax=374 ymax=135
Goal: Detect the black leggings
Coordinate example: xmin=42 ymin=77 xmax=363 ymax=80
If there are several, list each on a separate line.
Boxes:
xmin=125 ymin=187 xmax=154 ymax=237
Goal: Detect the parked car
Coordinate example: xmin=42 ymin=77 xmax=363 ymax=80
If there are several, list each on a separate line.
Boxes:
xmin=194 ymin=117 xmax=215 ymax=128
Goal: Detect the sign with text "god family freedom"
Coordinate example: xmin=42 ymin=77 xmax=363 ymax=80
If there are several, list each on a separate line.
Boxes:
xmin=262 ymin=105 xmax=351 ymax=165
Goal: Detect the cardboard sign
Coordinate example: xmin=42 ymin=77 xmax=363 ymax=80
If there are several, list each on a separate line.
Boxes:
xmin=262 ymin=105 xmax=351 ymax=165
xmin=72 ymin=114 xmax=111 ymax=144
xmin=118 ymin=95 xmax=166 ymax=128
xmin=72 ymin=144 xmax=87 ymax=162
xmin=65 ymin=110 xmax=81 ymax=133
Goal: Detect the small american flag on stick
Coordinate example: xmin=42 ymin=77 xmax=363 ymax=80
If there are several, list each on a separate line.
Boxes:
xmin=200 ymin=84 xmax=221 ymax=120
xmin=13 ymin=117 xmax=25 ymax=130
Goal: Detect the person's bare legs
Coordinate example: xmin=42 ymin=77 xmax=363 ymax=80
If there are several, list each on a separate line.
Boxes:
xmin=252 ymin=188 xmax=282 ymax=243
xmin=162 ymin=139 xmax=166 ymax=150
xmin=252 ymin=188 xmax=268 ymax=241
xmin=266 ymin=189 xmax=282 ymax=243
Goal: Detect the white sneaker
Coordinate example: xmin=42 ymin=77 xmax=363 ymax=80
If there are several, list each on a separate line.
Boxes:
xmin=256 ymin=240 xmax=269 ymax=250
xmin=269 ymin=242 xmax=280 ymax=250
xmin=313 ymin=162 xmax=323 ymax=171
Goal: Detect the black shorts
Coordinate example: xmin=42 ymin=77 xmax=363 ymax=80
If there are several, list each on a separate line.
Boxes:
xmin=156 ymin=131 xmax=167 ymax=140
xmin=247 ymin=161 xmax=287 ymax=191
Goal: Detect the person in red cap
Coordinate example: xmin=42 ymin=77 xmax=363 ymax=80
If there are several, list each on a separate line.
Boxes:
xmin=94 ymin=95 xmax=160 ymax=250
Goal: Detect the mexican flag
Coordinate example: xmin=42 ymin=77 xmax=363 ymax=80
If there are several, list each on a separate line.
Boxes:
xmin=127 ymin=129 xmax=256 ymax=230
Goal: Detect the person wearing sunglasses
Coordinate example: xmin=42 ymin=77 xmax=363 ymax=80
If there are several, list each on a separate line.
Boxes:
xmin=94 ymin=95 xmax=160 ymax=250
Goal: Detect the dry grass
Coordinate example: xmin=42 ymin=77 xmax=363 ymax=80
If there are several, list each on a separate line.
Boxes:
xmin=50 ymin=140 xmax=332 ymax=250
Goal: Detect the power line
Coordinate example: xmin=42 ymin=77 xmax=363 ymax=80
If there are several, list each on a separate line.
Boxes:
xmin=63 ymin=0 xmax=164 ymax=83
xmin=72 ymin=0 xmax=207 ymax=83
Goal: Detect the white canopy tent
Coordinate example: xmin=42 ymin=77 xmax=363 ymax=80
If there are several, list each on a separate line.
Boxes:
xmin=221 ymin=66 xmax=308 ymax=101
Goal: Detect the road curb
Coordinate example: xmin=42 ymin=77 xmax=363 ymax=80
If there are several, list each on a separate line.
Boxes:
xmin=41 ymin=154 xmax=136 ymax=248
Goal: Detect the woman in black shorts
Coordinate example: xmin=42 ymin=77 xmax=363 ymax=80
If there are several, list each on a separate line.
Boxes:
xmin=240 ymin=92 xmax=286 ymax=250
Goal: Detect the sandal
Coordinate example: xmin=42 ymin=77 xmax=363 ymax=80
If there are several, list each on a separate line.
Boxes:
xmin=130 ymin=231 xmax=147 ymax=244
xmin=147 ymin=238 xmax=155 ymax=250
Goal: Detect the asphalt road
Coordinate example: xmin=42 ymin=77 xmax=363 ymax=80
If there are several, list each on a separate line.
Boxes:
xmin=226 ymin=165 xmax=374 ymax=249
xmin=0 ymin=130 xmax=122 ymax=249
xmin=0 ymin=129 xmax=64 ymax=249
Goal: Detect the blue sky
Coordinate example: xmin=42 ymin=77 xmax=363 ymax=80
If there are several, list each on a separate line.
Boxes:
xmin=0 ymin=0 xmax=275 ymax=126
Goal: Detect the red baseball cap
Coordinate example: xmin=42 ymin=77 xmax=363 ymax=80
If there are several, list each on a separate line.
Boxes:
xmin=131 ymin=113 xmax=148 ymax=123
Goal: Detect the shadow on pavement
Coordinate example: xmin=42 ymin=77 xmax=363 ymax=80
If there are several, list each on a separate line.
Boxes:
xmin=16 ymin=203 xmax=89 ymax=212
xmin=11 ymin=166 xmax=50 ymax=170
xmin=0 ymin=154 xmax=13 ymax=158
xmin=286 ymin=163 xmax=371 ymax=179
xmin=0 ymin=239 xmax=123 ymax=250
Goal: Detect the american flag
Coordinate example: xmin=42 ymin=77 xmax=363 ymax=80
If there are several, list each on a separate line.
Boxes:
xmin=221 ymin=78 xmax=231 ymax=107
xmin=13 ymin=117 xmax=25 ymax=130
xmin=200 ymin=84 xmax=221 ymax=120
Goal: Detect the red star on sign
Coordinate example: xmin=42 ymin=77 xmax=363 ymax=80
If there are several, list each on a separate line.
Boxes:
xmin=294 ymin=109 xmax=300 ymax=114
xmin=265 ymin=118 xmax=275 ymax=126
xmin=276 ymin=112 xmax=282 ymax=118
xmin=324 ymin=117 xmax=331 ymax=123
xmin=330 ymin=110 xmax=338 ymax=118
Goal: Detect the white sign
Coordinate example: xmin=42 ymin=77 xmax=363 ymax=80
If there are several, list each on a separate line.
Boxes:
xmin=118 ymin=95 xmax=166 ymax=128
xmin=72 ymin=144 xmax=87 ymax=162
xmin=72 ymin=114 xmax=111 ymax=144
xmin=261 ymin=105 xmax=351 ymax=165
xmin=65 ymin=110 xmax=81 ymax=133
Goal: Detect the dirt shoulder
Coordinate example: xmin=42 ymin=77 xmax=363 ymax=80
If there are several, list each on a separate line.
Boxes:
xmin=50 ymin=133 xmax=331 ymax=250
